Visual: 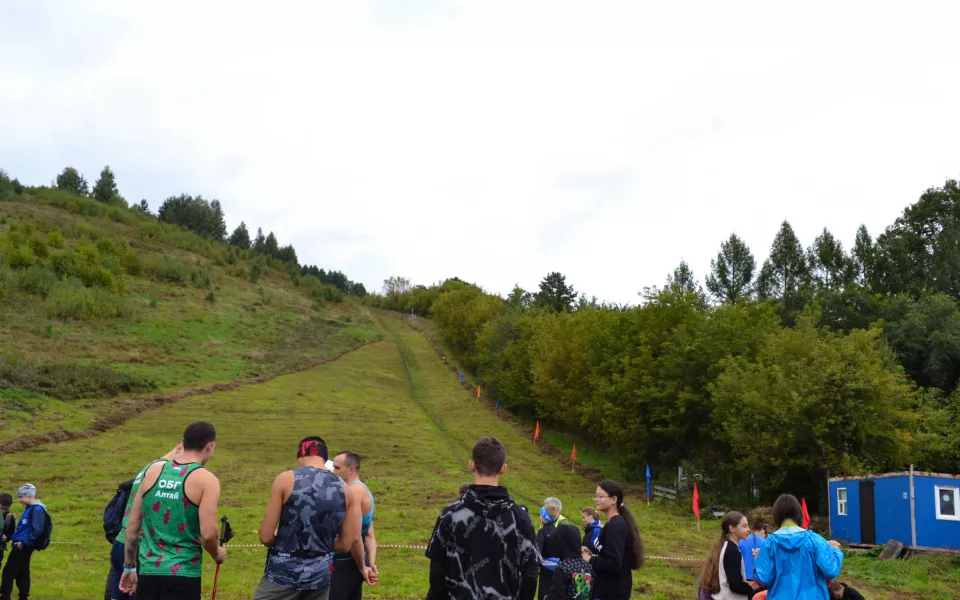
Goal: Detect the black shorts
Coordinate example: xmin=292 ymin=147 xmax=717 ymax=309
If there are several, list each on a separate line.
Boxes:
xmin=329 ymin=560 xmax=364 ymax=600
xmin=137 ymin=575 xmax=202 ymax=600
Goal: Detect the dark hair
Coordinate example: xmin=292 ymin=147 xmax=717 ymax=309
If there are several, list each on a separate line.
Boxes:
xmin=182 ymin=421 xmax=216 ymax=451
xmin=0 ymin=493 xmax=11 ymax=506
xmin=472 ymin=437 xmax=506 ymax=476
xmin=699 ymin=512 xmax=747 ymax=593
xmin=772 ymin=494 xmax=803 ymax=527
xmin=598 ymin=480 xmax=644 ymax=569
xmin=828 ymin=580 xmax=843 ymax=593
xmin=298 ymin=436 xmax=328 ymax=460
xmin=752 ymin=517 xmax=767 ymax=532
xmin=555 ymin=524 xmax=582 ymax=560
xmin=581 ymin=506 xmax=599 ymax=520
xmin=337 ymin=450 xmax=361 ymax=470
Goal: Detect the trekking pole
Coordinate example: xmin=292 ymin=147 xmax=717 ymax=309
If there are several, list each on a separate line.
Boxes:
xmin=211 ymin=516 xmax=235 ymax=600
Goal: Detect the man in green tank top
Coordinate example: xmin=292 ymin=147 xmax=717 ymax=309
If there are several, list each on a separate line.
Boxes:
xmin=109 ymin=442 xmax=183 ymax=600
xmin=119 ymin=422 xmax=225 ymax=600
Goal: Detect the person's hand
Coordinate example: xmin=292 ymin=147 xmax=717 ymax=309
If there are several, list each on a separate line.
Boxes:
xmin=0 ymin=535 xmax=6 ymax=542
xmin=370 ymin=563 xmax=379 ymax=577
xmin=581 ymin=547 xmax=592 ymax=562
xmin=362 ymin=566 xmax=378 ymax=585
xmin=215 ymin=546 xmax=228 ymax=564
xmin=14 ymin=542 xmax=22 ymax=550
xmin=119 ymin=571 xmax=138 ymax=594
xmin=828 ymin=540 xmax=842 ymax=550
xmin=752 ymin=547 xmax=760 ymax=558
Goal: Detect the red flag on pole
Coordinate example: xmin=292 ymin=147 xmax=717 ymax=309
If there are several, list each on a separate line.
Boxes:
xmin=571 ymin=444 xmax=577 ymax=461
xmin=692 ymin=483 xmax=701 ymax=521
xmin=477 ymin=385 xmax=481 ymax=399
xmin=534 ymin=422 xmax=541 ymax=442
xmin=801 ymin=498 xmax=811 ymax=530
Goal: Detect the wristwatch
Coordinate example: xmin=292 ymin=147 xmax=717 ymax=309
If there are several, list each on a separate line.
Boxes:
xmin=123 ymin=562 xmax=137 ymax=569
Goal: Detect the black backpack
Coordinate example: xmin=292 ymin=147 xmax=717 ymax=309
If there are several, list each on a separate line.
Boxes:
xmin=31 ymin=505 xmax=53 ymax=551
xmin=103 ymin=480 xmax=134 ymax=543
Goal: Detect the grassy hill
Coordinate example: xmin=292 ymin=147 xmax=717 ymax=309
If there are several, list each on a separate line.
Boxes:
xmin=0 ymin=189 xmax=379 ymax=447
xmin=0 ymin=311 xmax=956 ymax=599
xmin=1 ymin=195 xmax=958 ymax=599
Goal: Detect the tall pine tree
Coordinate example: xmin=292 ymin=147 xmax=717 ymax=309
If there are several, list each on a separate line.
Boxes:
xmin=705 ymin=233 xmax=756 ymax=304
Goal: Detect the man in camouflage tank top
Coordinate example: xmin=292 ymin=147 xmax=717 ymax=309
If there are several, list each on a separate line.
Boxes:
xmin=253 ymin=436 xmax=371 ymax=600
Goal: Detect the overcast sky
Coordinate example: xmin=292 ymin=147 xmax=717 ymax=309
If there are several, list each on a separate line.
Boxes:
xmin=3 ymin=1 xmax=959 ymax=304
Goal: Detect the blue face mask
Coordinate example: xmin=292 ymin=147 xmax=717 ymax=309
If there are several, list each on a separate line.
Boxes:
xmin=540 ymin=506 xmax=556 ymax=523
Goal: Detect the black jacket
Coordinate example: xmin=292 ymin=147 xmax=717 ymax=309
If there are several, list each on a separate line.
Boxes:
xmin=588 ymin=515 xmax=636 ymax=600
xmin=426 ymin=485 xmax=541 ymax=600
xmin=721 ymin=540 xmax=755 ymax=598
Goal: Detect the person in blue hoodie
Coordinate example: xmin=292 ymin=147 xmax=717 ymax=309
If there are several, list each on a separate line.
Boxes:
xmin=580 ymin=507 xmax=602 ymax=555
xmin=754 ymin=494 xmax=843 ymax=600
xmin=0 ymin=484 xmax=47 ymax=600
xmin=738 ymin=518 xmax=767 ymax=583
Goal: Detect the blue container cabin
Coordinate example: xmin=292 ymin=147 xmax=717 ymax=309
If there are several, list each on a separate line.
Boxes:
xmin=828 ymin=470 xmax=960 ymax=550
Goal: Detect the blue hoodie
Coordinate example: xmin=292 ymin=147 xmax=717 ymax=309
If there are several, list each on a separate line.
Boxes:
xmin=754 ymin=526 xmax=843 ymax=600
xmin=11 ymin=501 xmax=47 ymax=549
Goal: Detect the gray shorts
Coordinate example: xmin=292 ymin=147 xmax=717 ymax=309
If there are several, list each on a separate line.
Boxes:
xmin=253 ymin=577 xmax=331 ymax=600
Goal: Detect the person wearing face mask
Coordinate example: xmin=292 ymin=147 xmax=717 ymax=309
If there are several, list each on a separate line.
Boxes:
xmin=580 ymin=480 xmax=644 ymax=600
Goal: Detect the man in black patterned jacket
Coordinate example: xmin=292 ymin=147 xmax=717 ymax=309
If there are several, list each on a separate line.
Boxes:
xmin=425 ymin=437 xmax=541 ymax=600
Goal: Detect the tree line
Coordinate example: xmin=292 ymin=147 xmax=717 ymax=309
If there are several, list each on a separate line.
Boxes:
xmin=1 ymin=166 xmax=364 ymax=297
xmin=368 ymin=178 xmax=960 ymax=510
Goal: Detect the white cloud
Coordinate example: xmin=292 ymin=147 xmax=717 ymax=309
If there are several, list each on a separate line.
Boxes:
xmin=3 ymin=0 xmax=960 ymax=303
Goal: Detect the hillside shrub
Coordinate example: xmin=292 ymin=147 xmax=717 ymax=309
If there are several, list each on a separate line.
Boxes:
xmin=1 ymin=243 xmax=36 ymax=269
xmin=47 ymin=230 xmax=65 ymax=248
xmin=44 ymin=280 xmax=130 ymax=320
xmin=120 ymin=249 xmax=143 ymax=275
xmin=18 ymin=266 xmax=58 ymax=297
xmin=95 ymin=236 xmax=117 ymax=255
xmin=29 ymin=237 xmax=49 ymax=259
xmin=143 ymin=255 xmax=189 ymax=284
xmin=0 ymin=359 xmax=156 ymax=400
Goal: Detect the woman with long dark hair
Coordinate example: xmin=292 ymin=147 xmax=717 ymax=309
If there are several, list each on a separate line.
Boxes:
xmin=580 ymin=480 xmax=643 ymax=600
xmin=698 ymin=511 xmax=756 ymax=600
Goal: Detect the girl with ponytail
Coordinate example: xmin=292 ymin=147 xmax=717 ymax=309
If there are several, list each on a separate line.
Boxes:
xmin=580 ymin=480 xmax=644 ymax=600
xmin=698 ymin=511 xmax=756 ymax=600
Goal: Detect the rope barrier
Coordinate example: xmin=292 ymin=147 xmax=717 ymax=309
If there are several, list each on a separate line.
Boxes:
xmin=49 ymin=541 xmax=699 ymax=560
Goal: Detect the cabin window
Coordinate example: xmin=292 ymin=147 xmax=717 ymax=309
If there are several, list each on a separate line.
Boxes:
xmin=837 ymin=488 xmax=847 ymax=516
xmin=935 ymin=485 xmax=958 ymax=521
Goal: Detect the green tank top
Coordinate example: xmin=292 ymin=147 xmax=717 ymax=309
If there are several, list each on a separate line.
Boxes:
xmin=115 ymin=458 xmax=168 ymax=543
xmin=138 ymin=461 xmax=205 ymax=578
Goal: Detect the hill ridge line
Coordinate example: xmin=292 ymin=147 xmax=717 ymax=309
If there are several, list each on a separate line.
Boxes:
xmin=0 ymin=335 xmax=384 ymax=455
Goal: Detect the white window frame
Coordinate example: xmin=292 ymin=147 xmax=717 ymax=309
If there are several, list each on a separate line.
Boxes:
xmin=934 ymin=485 xmax=959 ymax=521
xmin=837 ymin=487 xmax=848 ymax=516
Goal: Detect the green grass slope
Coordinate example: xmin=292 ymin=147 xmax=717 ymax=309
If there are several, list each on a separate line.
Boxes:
xmin=1 ymin=311 xmax=957 ymax=599
xmin=0 ymin=191 xmax=379 ymax=445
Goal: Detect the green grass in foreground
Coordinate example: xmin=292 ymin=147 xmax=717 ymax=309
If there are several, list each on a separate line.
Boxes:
xmin=0 ymin=312 xmax=957 ymax=599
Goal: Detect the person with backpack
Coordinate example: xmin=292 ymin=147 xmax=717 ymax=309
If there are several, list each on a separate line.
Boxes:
xmin=545 ymin=524 xmax=594 ymax=600
xmin=0 ymin=494 xmax=15 ymax=568
xmin=0 ymin=484 xmax=52 ymax=600
xmin=107 ymin=443 xmax=182 ymax=600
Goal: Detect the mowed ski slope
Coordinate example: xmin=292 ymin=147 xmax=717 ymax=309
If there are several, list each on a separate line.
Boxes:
xmin=0 ymin=312 xmax=720 ymax=599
